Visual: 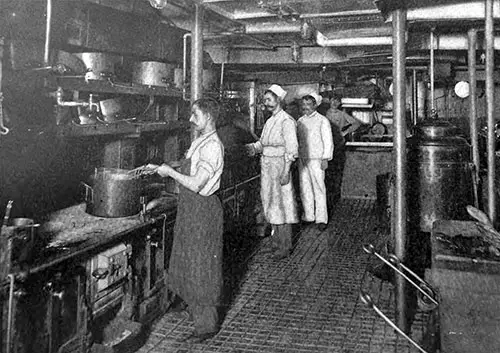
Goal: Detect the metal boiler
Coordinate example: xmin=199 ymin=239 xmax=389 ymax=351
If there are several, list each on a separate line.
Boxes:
xmin=408 ymin=119 xmax=475 ymax=232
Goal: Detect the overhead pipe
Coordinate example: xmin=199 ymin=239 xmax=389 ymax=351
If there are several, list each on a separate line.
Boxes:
xmin=44 ymin=0 xmax=53 ymax=66
xmin=468 ymin=28 xmax=480 ymax=195
xmin=392 ymin=8 xmax=409 ymax=333
xmin=315 ymin=31 xmax=393 ymax=47
xmin=415 ymin=34 xmax=500 ymax=50
xmin=387 ymin=1 xmax=500 ymax=22
xmin=485 ymin=0 xmax=496 ymax=222
xmin=204 ymin=32 xmax=274 ymax=49
xmin=244 ymin=21 xmax=304 ymax=34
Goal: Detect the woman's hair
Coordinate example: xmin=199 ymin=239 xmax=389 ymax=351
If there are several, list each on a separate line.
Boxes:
xmin=193 ymin=98 xmax=220 ymax=123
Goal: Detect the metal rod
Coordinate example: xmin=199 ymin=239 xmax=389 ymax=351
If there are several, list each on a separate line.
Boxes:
xmin=182 ymin=33 xmax=191 ymax=101
xmin=485 ymin=0 xmax=496 ymax=223
xmin=412 ymin=69 xmax=418 ymax=125
xmin=44 ymin=0 xmax=53 ymax=66
xmin=468 ymin=28 xmax=480 ymax=191
xmin=363 ymin=245 xmax=438 ymax=305
xmin=219 ymin=61 xmax=225 ymax=98
xmin=392 ymin=7 xmax=408 ymax=333
xmin=429 ymin=30 xmax=435 ymax=114
xmin=360 ymin=292 xmax=428 ymax=353
xmin=6 ymin=274 xmax=14 ymax=353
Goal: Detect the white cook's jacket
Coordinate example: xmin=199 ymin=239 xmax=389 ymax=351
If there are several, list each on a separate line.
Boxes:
xmin=297 ymin=111 xmax=333 ymax=160
xmin=297 ymin=111 xmax=333 ymax=224
xmin=252 ymin=109 xmax=299 ymax=225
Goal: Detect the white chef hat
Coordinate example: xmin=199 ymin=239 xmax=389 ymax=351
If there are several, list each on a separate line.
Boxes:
xmin=267 ymin=84 xmax=287 ymax=100
xmin=309 ymin=92 xmax=323 ymax=107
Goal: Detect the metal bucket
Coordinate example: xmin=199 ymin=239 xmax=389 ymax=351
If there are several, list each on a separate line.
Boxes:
xmin=408 ymin=120 xmax=474 ymax=232
xmin=75 ymin=52 xmax=119 ymax=80
xmin=83 ymin=168 xmax=144 ymax=218
xmin=132 ymin=61 xmax=174 ymax=87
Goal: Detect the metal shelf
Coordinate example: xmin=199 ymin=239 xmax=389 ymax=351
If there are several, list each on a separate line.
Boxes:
xmin=54 ymin=77 xmax=183 ymax=97
xmin=56 ymin=120 xmax=189 ymax=137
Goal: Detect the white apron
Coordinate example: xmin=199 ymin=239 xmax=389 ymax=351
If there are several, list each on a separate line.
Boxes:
xmin=258 ymin=110 xmax=299 ymax=225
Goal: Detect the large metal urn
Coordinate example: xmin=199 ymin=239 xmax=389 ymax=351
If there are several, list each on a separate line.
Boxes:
xmin=408 ymin=120 xmax=474 ymax=232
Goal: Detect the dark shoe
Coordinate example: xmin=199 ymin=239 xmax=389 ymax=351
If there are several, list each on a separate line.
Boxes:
xmin=317 ymin=223 xmax=328 ymax=231
xmin=182 ymin=331 xmax=217 ymax=344
xmin=301 ymin=220 xmax=314 ymax=228
xmin=272 ymin=251 xmax=290 ymax=260
xmin=169 ymin=296 xmax=188 ymax=313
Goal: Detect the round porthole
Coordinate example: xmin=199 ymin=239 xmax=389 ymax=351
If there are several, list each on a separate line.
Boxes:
xmin=454 ymin=81 xmax=470 ymax=99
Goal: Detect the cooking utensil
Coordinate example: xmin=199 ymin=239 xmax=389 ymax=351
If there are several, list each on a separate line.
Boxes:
xmin=3 ymin=200 xmax=13 ymax=227
xmin=82 ymin=168 xmax=145 ymax=218
xmin=363 ymin=244 xmax=438 ymax=310
xmin=75 ymin=52 xmax=119 ymax=80
xmin=132 ymin=61 xmax=174 ymax=87
xmin=99 ymin=98 xmax=123 ymax=122
xmin=359 ymin=292 xmax=429 ymax=353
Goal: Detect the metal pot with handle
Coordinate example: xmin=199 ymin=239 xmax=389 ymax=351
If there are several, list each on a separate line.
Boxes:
xmin=75 ymin=52 xmax=119 ymax=80
xmin=82 ymin=168 xmax=144 ymax=218
xmin=132 ymin=61 xmax=174 ymax=87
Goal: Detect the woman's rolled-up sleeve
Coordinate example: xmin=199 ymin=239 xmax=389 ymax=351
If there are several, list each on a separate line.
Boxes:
xmin=282 ymin=118 xmax=298 ymax=162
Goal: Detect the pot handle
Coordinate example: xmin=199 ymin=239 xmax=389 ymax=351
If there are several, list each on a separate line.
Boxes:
xmin=80 ymin=181 xmax=93 ymax=204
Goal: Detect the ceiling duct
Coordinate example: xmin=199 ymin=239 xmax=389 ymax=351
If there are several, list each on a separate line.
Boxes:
xmin=315 ymin=31 xmax=393 ymax=47
xmin=386 ymin=1 xmax=500 ymax=22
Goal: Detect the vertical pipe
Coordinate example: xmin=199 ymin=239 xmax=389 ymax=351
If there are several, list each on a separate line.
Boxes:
xmin=468 ymin=29 xmax=480 ymax=190
xmin=44 ymin=0 xmax=53 ymax=66
xmin=412 ymin=70 xmax=418 ymax=126
xmin=191 ymin=4 xmax=204 ymax=138
xmin=249 ymin=81 xmax=256 ymax=132
xmin=429 ymin=30 xmax=435 ymax=115
xmin=182 ymin=33 xmax=191 ymax=101
xmin=485 ymin=0 xmax=496 ymax=222
xmin=392 ymin=8 xmax=408 ymax=333
xmin=417 ymin=80 xmax=426 ymax=119
xmin=219 ymin=62 xmax=225 ymax=99
xmin=191 ymin=4 xmax=204 ymax=105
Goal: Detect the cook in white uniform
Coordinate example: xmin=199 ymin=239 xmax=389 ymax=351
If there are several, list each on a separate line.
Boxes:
xmin=297 ymin=92 xmax=333 ymax=231
xmin=247 ymin=84 xmax=299 ymax=259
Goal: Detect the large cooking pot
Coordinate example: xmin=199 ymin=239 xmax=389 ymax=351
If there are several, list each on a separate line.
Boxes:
xmin=132 ymin=61 xmax=174 ymax=87
xmin=83 ymin=168 xmax=144 ymax=218
xmin=75 ymin=52 xmax=119 ymax=80
xmin=408 ymin=119 xmax=474 ymax=232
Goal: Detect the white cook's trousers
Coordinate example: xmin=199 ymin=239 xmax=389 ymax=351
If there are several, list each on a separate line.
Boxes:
xmin=299 ymin=158 xmax=328 ymax=224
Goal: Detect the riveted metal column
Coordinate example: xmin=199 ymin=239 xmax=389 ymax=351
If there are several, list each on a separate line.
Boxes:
xmin=392 ymin=8 xmax=408 ymax=332
xmin=468 ymin=28 xmax=480 ymax=190
xmin=485 ymin=0 xmax=496 ymax=222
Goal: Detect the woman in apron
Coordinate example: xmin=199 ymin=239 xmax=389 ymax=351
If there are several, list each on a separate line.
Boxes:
xmin=144 ymin=98 xmax=224 ymax=343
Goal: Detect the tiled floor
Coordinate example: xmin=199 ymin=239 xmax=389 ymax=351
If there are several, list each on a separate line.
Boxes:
xmin=136 ymin=199 xmax=431 ymax=353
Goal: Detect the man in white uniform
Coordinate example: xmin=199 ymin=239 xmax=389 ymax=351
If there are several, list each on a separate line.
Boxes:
xmin=297 ymin=93 xmax=333 ymax=231
xmin=247 ymin=84 xmax=299 ymax=259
